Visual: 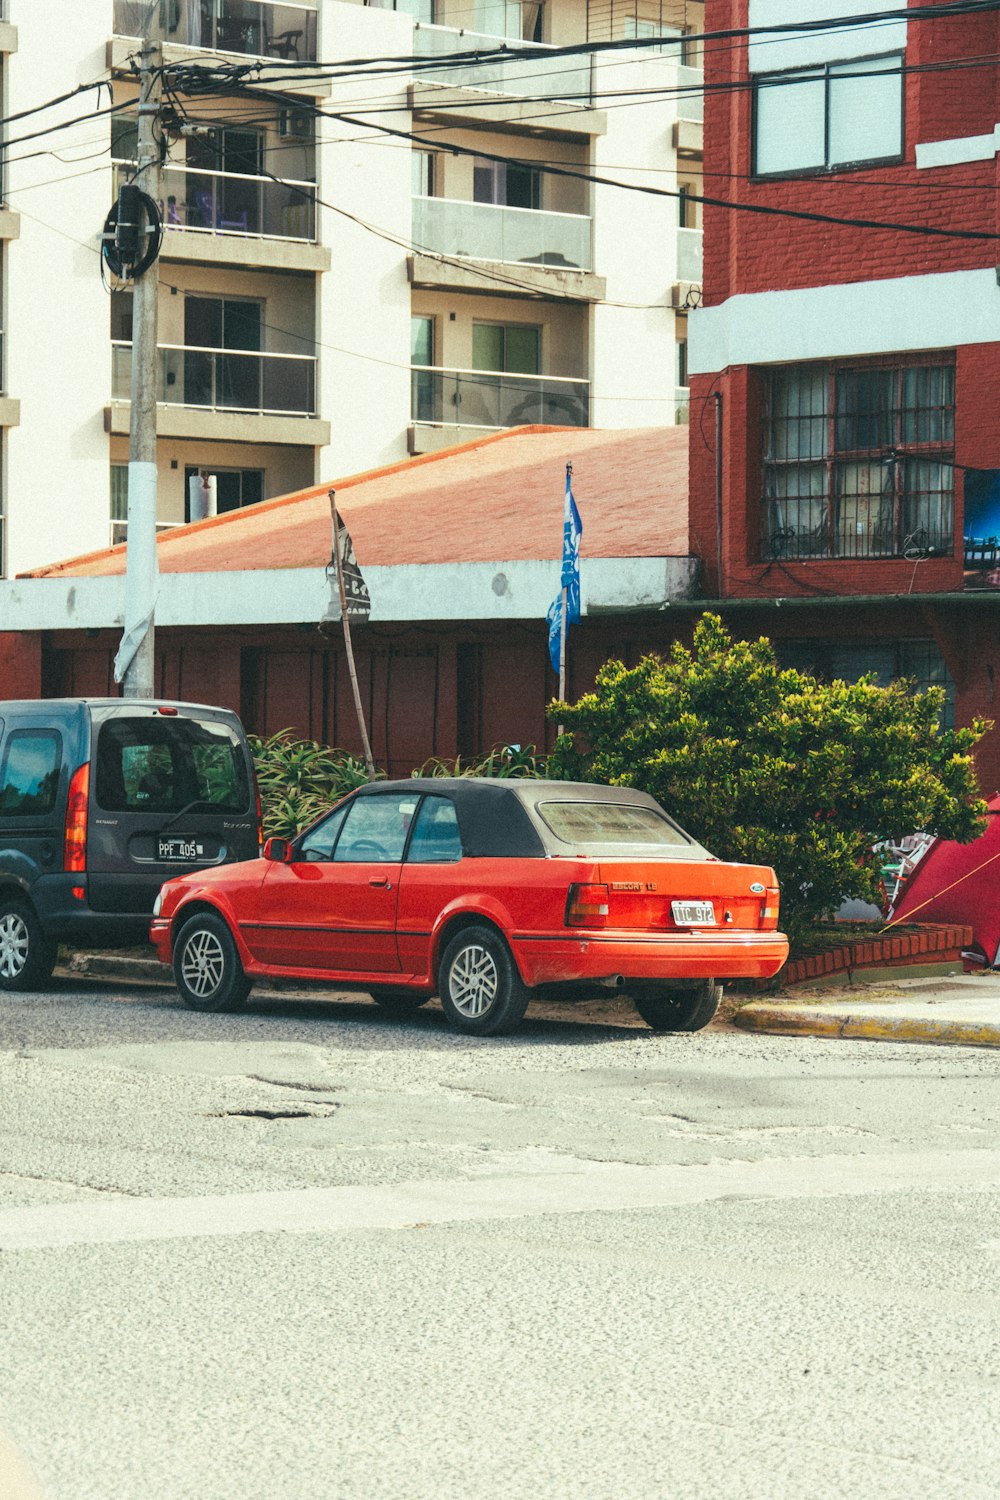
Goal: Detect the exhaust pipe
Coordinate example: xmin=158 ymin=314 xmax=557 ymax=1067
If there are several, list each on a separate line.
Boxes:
xmin=596 ymin=974 xmax=626 ymax=990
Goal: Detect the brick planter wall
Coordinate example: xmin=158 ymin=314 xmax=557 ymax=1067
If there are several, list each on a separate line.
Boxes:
xmin=779 ymin=924 xmax=974 ymax=988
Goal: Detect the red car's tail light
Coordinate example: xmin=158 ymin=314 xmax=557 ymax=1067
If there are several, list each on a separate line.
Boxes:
xmin=566 ymin=883 xmax=609 ymax=927
xmin=64 ymin=763 xmax=90 ymax=873
xmin=254 ymin=775 xmax=264 ymax=851
xmin=760 ymin=888 xmax=780 ymax=930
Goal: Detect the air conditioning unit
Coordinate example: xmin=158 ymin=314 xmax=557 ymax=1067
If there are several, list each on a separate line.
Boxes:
xmin=279 ymin=109 xmax=313 ymax=140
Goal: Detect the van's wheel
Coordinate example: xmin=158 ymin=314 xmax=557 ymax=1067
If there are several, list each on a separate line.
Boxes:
xmin=630 ymin=980 xmax=722 ymax=1033
xmin=369 ymin=987 xmax=432 ymax=1015
xmin=173 ymin=912 xmax=251 ymax=1013
xmin=439 ymin=924 xmax=530 ymax=1036
xmin=0 ymin=899 xmax=57 ymax=992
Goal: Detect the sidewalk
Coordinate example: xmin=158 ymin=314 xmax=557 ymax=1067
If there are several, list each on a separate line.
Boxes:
xmin=734 ymin=969 xmax=1000 ymax=1049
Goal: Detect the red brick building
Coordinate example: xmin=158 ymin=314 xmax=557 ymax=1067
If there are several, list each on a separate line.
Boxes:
xmin=688 ymin=0 xmax=1000 ymax=788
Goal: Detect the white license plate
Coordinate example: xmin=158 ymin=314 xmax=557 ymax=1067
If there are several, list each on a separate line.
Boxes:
xmin=158 ymin=837 xmax=202 ymax=862
xmin=672 ymin=900 xmax=716 ymax=926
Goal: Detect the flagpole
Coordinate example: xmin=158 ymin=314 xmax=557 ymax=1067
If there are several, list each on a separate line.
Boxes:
xmin=556 ymin=461 xmax=573 ymax=736
xmin=329 ymin=489 xmax=377 ymax=781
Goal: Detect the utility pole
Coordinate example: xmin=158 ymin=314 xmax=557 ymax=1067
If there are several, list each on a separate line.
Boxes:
xmin=117 ymin=38 xmax=163 ymax=699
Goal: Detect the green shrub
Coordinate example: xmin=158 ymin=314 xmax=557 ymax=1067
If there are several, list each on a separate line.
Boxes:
xmin=548 ymin=614 xmax=988 ymax=944
xmin=414 ymin=744 xmax=548 ymax=779
xmin=250 ymin=730 xmax=375 ymax=838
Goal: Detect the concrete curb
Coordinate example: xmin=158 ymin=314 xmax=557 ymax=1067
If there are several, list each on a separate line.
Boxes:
xmin=733 ymin=1000 xmax=1000 ymax=1049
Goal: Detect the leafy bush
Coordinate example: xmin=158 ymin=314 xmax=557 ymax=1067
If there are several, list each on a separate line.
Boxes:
xmin=414 ymin=744 xmax=548 ymax=779
xmin=250 ymin=730 xmax=375 ymax=838
xmin=548 ymin=614 xmax=988 ymax=943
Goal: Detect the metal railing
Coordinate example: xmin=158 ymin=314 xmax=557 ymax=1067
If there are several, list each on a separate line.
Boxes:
xmin=113 ymin=0 xmax=317 ymax=62
xmin=413 ymin=23 xmax=593 ymax=104
xmin=762 ymin=497 xmax=954 ymax=561
xmin=676 ymin=226 xmax=702 ymax=283
xmin=112 ymin=341 xmax=317 ymax=417
xmin=413 ymin=195 xmax=592 ymax=271
xmin=111 ymin=519 xmax=183 ymax=547
xmin=411 ymin=364 xmax=590 ymax=428
xmin=113 ymin=162 xmax=316 ymax=242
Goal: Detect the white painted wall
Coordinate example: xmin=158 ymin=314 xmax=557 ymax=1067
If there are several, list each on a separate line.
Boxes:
xmin=689 ymin=268 xmax=1000 ymax=375
xmin=315 ymin=0 xmax=413 ymax=480
xmin=590 ymin=49 xmax=680 ymax=430
xmin=4 ymin=0 xmax=115 ymax=576
xmin=747 ymin=0 xmax=907 ymax=73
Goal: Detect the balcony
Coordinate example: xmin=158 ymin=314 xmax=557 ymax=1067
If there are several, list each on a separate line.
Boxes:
xmin=112 ymin=0 xmax=317 ymax=62
xmin=113 ymin=341 xmax=316 ymax=416
xmin=114 ymin=162 xmax=315 ymax=243
xmin=411 ymin=365 xmax=589 ymax=448
xmin=413 ymin=196 xmax=592 ymax=271
xmin=413 ymin=24 xmax=592 ymax=101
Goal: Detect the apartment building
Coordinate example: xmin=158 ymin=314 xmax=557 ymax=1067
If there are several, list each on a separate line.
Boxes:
xmin=0 ymin=0 xmax=704 ymax=577
xmin=688 ymin=0 xmax=1000 ymax=788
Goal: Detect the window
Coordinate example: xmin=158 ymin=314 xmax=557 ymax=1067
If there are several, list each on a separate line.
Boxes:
xmin=622 ymin=19 xmax=688 ymax=56
xmin=777 ymin=639 xmax=955 ymax=728
xmin=676 ymin=330 xmax=688 ymax=388
xmin=111 ymin=464 xmax=129 ymax=546
xmin=412 ymin=150 xmax=436 ymax=198
xmin=677 ymin=182 xmax=697 ymax=229
xmin=183 ymin=466 xmax=264 ymax=519
xmin=761 ymin=361 xmax=955 ymax=561
xmin=111 ymin=116 xmax=139 ymax=163
xmin=406 ymin=796 xmax=462 ymax=863
xmin=537 ymin=801 xmax=693 ymax=848
xmin=333 ymin=793 xmax=417 ymax=862
xmin=472 ymin=322 xmax=540 ymax=374
xmin=186 ymin=126 xmax=264 ymax=235
xmin=473 ymin=158 xmax=541 ymax=211
xmin=754 ymin=55 xmax=903 ymax=176
xmin=411 ymin=316 xmax=437 ymax=423
xmin=95 ymin=718 xmax=250 ymax=815
xmin=0 ymin=731 xmax=61 ymax=817
xmin=299 ymin=801 xmax=351 ymax=861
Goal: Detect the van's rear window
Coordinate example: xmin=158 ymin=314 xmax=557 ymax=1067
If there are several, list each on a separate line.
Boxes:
xmin=537 ymin=801 xmax=693 ymax=846
xmin=95 ymin=718 xmax=250 ymax=815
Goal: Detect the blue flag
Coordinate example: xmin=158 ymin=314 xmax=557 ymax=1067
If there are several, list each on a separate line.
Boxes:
xmin=547 ymin=467 xmax=582 ymax=674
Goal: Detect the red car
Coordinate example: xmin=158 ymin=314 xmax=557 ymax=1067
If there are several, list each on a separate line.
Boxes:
xmin=151 ymin=778 xmax=788 ymax=1036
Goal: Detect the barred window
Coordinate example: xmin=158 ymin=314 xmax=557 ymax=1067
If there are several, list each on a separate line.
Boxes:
xmin=761 ymin=362 xmax=955 ymax=562
xmin=776 ymin=638 xmax=955 ymax=728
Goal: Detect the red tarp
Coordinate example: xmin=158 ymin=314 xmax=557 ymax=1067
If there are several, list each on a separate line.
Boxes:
xmin=889 ymin=795 xmax=1000 ymax=965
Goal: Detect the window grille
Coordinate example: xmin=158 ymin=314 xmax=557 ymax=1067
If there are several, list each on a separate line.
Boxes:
xmin=761 ymin=361 xmax=955 ymax=562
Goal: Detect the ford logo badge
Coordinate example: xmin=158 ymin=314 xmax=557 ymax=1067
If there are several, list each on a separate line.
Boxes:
xmin=750 ymin=882 xmax=765 ymax=894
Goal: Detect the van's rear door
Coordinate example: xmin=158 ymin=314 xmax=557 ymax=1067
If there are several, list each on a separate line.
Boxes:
xmin=86 ymin=706 xmax=258 ymax=915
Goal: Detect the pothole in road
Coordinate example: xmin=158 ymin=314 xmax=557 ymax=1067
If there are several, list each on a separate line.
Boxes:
xmin=207 ymin=1104 xmax=340 ymax=1121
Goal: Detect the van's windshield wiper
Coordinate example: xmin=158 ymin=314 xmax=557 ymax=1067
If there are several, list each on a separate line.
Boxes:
xmin=159 ymin=798 xmax=219 ymax=832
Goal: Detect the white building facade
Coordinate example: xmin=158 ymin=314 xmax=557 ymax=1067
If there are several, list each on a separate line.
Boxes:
xmin=0 ymin=0 xmax=703 ymax=575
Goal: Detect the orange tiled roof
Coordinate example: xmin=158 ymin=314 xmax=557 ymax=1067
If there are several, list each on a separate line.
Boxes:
xmin=27 ymin=425 xmax=689 ymax=579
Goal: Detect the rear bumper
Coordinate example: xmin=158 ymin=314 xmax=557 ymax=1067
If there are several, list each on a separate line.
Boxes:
xmin=31 ymin=875 xmax=155 ymax=946
xmin=511 ymin=930 xmax=789 ymax=986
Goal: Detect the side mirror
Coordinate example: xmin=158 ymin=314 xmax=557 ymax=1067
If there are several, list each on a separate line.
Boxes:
xmin=263 ymin=836 xmax=293 ymax=863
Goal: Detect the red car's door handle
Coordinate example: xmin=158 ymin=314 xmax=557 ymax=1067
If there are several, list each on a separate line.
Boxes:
xmin=369 ymin=877 xmax=392 ymax=889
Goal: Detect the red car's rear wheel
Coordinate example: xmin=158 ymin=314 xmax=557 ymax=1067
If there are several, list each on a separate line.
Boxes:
xmin=439 ymin=925 xmax=530 ymax=1036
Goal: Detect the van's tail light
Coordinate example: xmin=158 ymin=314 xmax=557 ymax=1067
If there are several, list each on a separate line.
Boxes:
xmin=64 ymin=763 xmax=90 ymax=873
xmin=253 ymin=775 xmax=264 ymax=851
xmin=566 ymin=883 xmax=609 ymax=928
xmin=760 ymin=888 xmax=780 ymax=930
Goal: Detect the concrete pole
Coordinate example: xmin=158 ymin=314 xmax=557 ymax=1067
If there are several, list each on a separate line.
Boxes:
xmin=120 ymin=40 xmax=162 ymax=699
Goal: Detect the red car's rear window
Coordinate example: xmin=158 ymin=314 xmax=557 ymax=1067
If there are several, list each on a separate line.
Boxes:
xmin=536 ymin=801 xmax=693 ymax=848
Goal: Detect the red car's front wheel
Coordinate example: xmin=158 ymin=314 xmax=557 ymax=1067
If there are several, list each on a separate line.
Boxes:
xmin=173 ymin=912 xmax=251 ymax=1014
xmin=439 ymin=925 xmax=530 ymax=1037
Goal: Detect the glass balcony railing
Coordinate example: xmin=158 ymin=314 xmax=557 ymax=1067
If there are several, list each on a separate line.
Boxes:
xmin=411 ymin=365 xmax=589 ymax=429
xmin=112 ymin=341 xmax=317 ymax=417
xmin=677 ymin=65 xmax=704 ymax=122
xmin=413 ymin=196 xmax=592 ymax=271
xmin=676 ymin=225 xmax=702 ymax=283
xmin=112 ymin=0 xmax=317 ymax=62
xmin=412 ymin=24 xmax=593 ymax=105
xmin=113 ymin=162 xmax=316 ymax=242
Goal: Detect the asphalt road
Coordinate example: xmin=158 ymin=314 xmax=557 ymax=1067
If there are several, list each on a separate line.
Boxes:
xmin=1 ymin=977 xmax=999 ymax=1500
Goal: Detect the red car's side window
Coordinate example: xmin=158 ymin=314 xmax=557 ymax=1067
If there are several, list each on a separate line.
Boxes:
xmin=406 ymin=797 xmax=462 ymax=864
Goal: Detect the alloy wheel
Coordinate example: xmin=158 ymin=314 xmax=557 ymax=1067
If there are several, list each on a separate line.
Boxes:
xmin=0 ymin=912 xmax=29 ymax=980
xmin=180 ymin=928 xmax=226 ymax=1000
xmin=448 ymin=942 xmax=499 ymax=1019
